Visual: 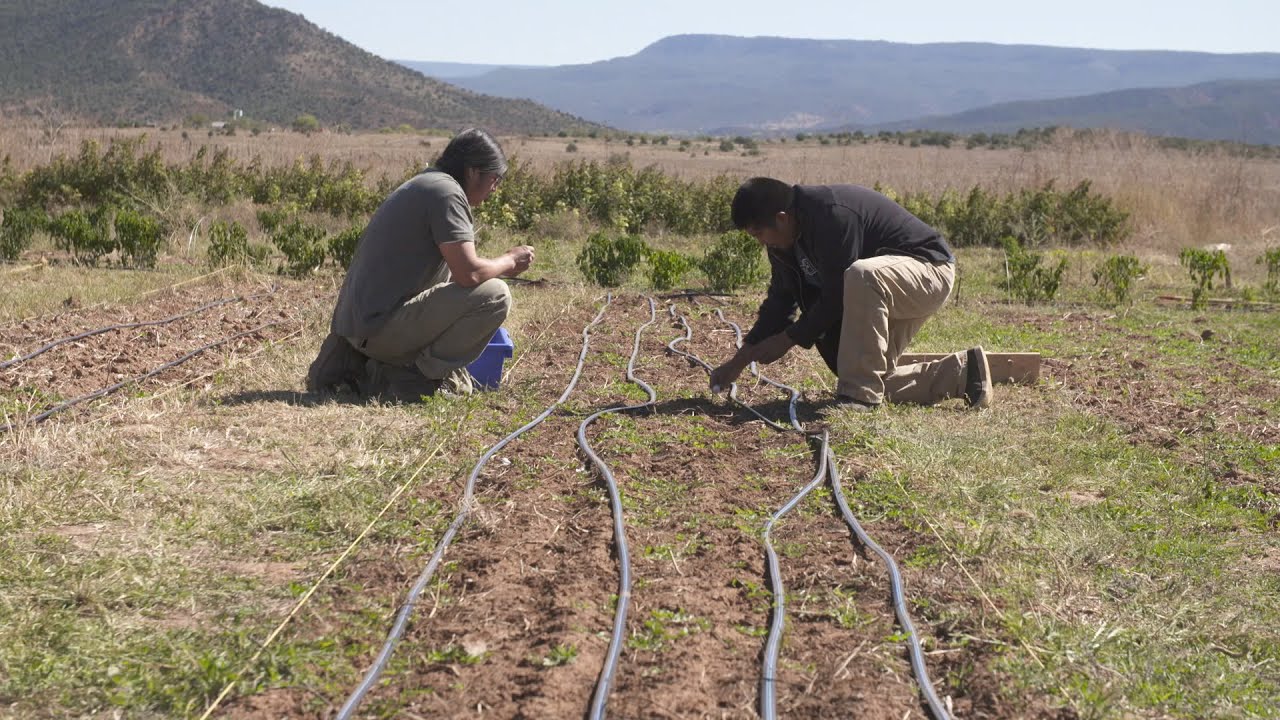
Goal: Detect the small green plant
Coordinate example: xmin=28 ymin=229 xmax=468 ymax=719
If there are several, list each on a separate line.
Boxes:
xmin=644 ymin=248 xmax=693 ymax=290
xmin=1000 ymin=236 xmax=1067 ymax=303
xmin=1257 ymin=247 xmax=1280 ymax=296
xmin=113 ymin=208 xmax=165 ymax=268
xmin=565 ymin=142 xmax=578 ymax=153
xmin=206 ymin=219 xmax=266 ymax=268
xmin=1179 ymin=247 xmax=1231 ymax=309
xmin=1091 ymin=254 xmax=1146 ymax=305
xmin=49 ymin=207 xmax=115 ymax=266
xmin=1 ymin=206 xmax=47 ymax=261
xmin=540 ymin=643 xmax=578 ymax=667
xmin=424 ymin=644 xmax=486 ymax=665
xmin=327 ymin=226 xmax=362 ymax=270
xmin=575 ymin=231 xmax=647 ymax=286
xmin=626 ymin=608 xmax=709 ymax=651
xmin=699 ymin=231 xmax=763 ymax=292
xmin=271 ymin=219 xmax=327 ymax=276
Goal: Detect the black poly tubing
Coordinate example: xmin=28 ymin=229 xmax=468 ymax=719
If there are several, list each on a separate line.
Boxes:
xmin=580 ymin=297 xmax=657 ymax=719
xmin=826 ymin=450 xmax=951 ymax=720
xmin=0 ymin=321 xmax=283 ymax=434
xmin=671 ymin=305 xmax=951 ymax=720
xmin=713 ymin=309 xmax=950 ymax=720
xmin=0 ymin=290 xmax=274 ymax=371
xmin=336 ymin=295 xmax=614 ymax=720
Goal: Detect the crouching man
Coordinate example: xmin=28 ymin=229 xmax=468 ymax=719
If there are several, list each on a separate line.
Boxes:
xmin=307 ymin=128 xmax=534 ymax=401
xmin=708 ymin=177 xmax=991 ymax=411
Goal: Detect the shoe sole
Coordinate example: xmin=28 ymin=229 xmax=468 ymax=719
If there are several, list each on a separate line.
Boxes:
xmin=966 ymin=346 xmax=993 ymax=409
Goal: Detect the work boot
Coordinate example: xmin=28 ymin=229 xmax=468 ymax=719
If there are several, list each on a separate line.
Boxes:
xmin=437 ymin=367 xmax=475 ymax=396
xmin=964 ymin=346 xmax=993 ymax=409
xmin=361 ymin=358 xmax=439 ymax=403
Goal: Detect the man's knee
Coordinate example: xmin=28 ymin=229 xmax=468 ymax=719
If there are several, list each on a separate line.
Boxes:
xmin=843 ymin=261 xmax=882 ymax=299
xmin=476 ymin=278 xmax=512 ymax=317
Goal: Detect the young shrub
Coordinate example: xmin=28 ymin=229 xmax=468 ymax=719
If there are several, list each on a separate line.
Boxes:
xmin=328 ymin=226 xmax=362 ymax=270
xmin=1000 ymin=236 xmax=1067 ymax=303
xmin=114 ymin=208 xmax=165 ymax=268
xmin=699 ymin=231 xmax=763 ymax=293
xmin=1179 ymin=248 xmax=1231 ymax=309
xmin=1257 ymin=247 xmax=1280 ymax=297
xmin=644 ymin=248 xmax=694 ymax=291
xmin=575 ymin=231 xmax=647 ymax=286
xmin=271 ymin=219 xmax=328 ymax=276
xmin=0 ymin=207 xmax=47 ymax=262
xmin=1091 ymin=254 xmax=1146 ymax=305
xmin=49 ymin=207 xmax=115 ymax=266
xmin=206 ymin=219 xmax=266 ymax=268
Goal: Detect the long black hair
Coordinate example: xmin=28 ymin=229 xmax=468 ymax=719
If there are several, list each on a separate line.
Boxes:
xmin=434 ymin=128 xmax=507 ymax=185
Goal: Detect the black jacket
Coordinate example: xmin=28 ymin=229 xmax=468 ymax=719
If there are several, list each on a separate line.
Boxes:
xmin=744 ymin=184 xmax=954 ymax=348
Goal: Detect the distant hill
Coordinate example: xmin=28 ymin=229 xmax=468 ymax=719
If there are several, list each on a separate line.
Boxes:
xmin=864 ymin=78 xmax=1280 ymax=145
xmin=0 ymin=0 xmax=596 ymax=133
xmin=442 ymin=34 xmax=1280 ymax=138
xmin=397 ymin=60 xmax=545 ymax=79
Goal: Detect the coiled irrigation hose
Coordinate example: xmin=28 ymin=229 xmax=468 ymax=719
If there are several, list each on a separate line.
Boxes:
xmin=578 ymin=297 xmax=658 ymax=719
xmin=666 ymin=304 xmax=951 ymax=720
xmin=336 ymin=295 xmax=614 ymax=720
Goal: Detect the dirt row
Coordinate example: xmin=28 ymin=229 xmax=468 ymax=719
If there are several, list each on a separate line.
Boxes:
xmin=221 ymin=295 xmax=1007 ymax=719
xmin=0 ymin=281 xmax=325 ymax=428
xmin=4 ymin=284 xmax=1070 ymax=718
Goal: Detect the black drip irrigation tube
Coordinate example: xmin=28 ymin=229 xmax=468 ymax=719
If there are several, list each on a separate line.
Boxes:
xmin=578 ymin=297 xmax=657 ymax=720
xmin=0 ymin=321 xmax=284 ymax=435
xmin=336 ymin=295 xmax=614 ymax=720
xmin=0 ymin=289 xmax=275 ymax=371
xmin=667 ymin=303 xmax=951 ymax=720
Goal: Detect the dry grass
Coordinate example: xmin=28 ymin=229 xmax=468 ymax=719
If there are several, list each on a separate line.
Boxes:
xmin=4 ymin=124 xmax=1278 ymax=259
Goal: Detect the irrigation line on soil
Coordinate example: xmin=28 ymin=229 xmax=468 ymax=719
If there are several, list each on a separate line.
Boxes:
xmin=826 ymin=452 xmax=952 ymax=720
xmin=713 ymin=308 xmax=951 ymax=720
xmin=667 ymin=304 xmax=951 ymax=720
xmin=0 ymin=288 xmax=275 ymax=370
xmin=336 ymin=295 xmax=615 ymax=720
xmin=0 ymin=321 xmax=285 ymax=435
xmin=578 ymin=297 xmax=657 ymax=719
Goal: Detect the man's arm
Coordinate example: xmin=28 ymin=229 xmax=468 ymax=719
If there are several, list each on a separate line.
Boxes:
xmin=439 ymin=241 xmax=534 ymax=288
xmin=711 ymin=255 xmax=799 ymax=390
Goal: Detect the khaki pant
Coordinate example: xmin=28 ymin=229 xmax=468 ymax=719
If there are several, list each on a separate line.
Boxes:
xmin=834 ymin=256 xmax=963 ymax=406
xmin=346 ymin=278 xmax=511 ymax=380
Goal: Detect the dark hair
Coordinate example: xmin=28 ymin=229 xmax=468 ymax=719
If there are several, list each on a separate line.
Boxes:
xmin=730 ymin=177 xmax=794 ymax=229
xmin=435 ymin=128 xmax=508 ymax=185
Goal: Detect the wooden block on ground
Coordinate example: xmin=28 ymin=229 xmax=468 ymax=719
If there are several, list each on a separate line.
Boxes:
xmin=897 ymin=352 xmax=1041 ymax=384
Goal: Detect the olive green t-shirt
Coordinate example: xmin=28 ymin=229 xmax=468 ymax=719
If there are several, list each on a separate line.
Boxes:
xmin=330 ymin=170 xmax=473 ymax=339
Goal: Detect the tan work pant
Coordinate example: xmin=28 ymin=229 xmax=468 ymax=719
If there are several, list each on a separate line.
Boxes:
xmin=835 ymin=256 xmax=963 ymax=406
xmin=347 ymin=278 xmax=511 ymax=380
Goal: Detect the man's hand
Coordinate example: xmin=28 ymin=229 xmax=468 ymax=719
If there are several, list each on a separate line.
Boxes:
xmin=751 ymin=331 xmax=794 ymax=365
xmin=504 ymin=245 xmax=535 ymax=276
xmin=709 ymin=353 xmax=749 ymax=393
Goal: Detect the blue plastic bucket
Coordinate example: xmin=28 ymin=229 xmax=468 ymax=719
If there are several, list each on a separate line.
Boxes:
xmin=466 ymin=327 xmax=514 ymax=389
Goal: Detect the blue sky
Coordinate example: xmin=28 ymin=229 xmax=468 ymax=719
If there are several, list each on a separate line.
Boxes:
xmin=261 ymin=0 xmax=1278 ymax=65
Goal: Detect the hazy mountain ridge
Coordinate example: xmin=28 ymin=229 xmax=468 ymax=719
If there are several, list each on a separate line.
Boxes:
xmin=0 ymin=0 xmax=597 ymax=133
xmin=860 ymin=78 xmax=1280 ymax=145
xmin=438 ymin=34 xmax=1280 ymax=141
